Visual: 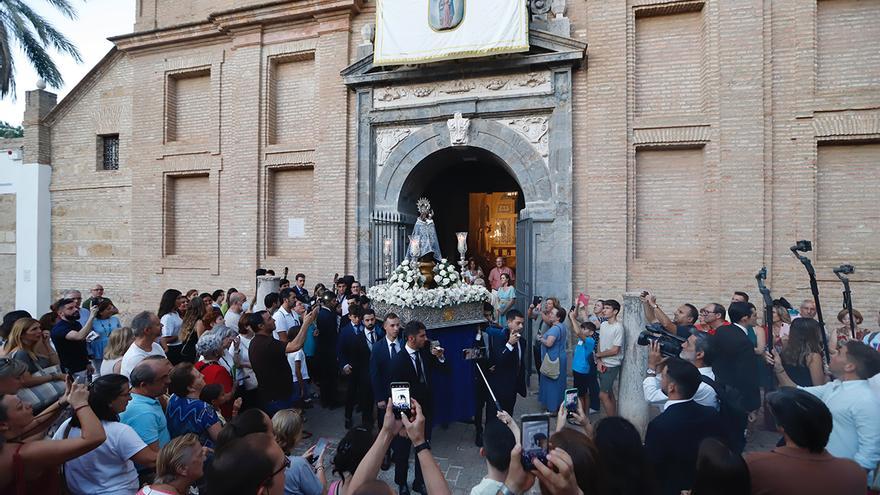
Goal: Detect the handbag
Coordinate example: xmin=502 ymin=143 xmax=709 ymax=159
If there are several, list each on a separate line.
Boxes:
xmin=17 ymin=363 xmax=66 ymax=412
xmin=540 ymin=353 xmax=560 ymax=380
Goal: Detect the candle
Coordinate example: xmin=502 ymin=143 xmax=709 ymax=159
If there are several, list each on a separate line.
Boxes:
xmin=409 ymin=235 xmax=420 ymax=258
xmin=456 ymin=231 xmax=468 ymax=254
xmin=383 ymin=237 xmax=393 ymax=256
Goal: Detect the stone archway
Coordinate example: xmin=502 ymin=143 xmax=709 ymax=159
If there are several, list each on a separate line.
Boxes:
xmin=375 ymin=118 xmax=554 ymax=217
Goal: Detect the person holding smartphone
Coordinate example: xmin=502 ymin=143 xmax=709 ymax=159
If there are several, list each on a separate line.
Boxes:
xmin=390 ymin=320 xmax=446 ymax=495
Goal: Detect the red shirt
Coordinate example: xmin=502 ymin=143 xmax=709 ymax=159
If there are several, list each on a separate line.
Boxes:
xmin=695 ymin=321 xmax=729 ymax=336
xmin=196 ymin=361 xmax=234 ymax=418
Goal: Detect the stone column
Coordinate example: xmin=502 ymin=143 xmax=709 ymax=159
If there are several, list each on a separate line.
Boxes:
xmin=618 ymin=291 xmax=650 ymax=437
xmin=22 ymin=86 xmax=56 ymax=165
xmin=252 ymin=276 xmax=281 ymax=312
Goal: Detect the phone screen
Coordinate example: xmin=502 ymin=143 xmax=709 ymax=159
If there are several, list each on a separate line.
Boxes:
xmin=314 ymin=438 xmax=328 ymax=460
xmin=564 ymin=388 xmax=578 ymax=412
xmin=520 ymin=415 xmax=549 ymax=470
xmin=391 ymin=382 xmax=411 ymax=417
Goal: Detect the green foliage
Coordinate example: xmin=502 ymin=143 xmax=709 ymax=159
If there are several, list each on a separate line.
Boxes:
xmin=0 ymin=120 xmax=22 ymax=137
xmin=0 ymin=0 xmax=82 ymax=99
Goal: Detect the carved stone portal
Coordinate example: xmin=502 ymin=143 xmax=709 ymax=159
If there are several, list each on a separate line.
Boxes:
xmin=447 ymin=113 xmax=471 ymax=146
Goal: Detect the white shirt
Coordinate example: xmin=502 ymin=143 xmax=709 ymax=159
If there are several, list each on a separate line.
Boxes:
xmin=224 ymin=309 xmax=242 ymax=331
xmin=288 ymin=349 xmax=310 ymax=382
xmin=273 ymin=307 xmax=299 ymax=340
xmin=386 ymin=336 xmax=401 ymax=357
xmin=662 ymin=398 xmax=693 ymax=412
xmin=405 ymin=344 xmax=422 ymax=376
xmin=363 ymin=326 xmax=378 ymax=346
xmin=120 ymin=342 xmax=166 ymax=378
xmin=470 ymin=478 xmax=504 ymax=495
xmin=53 ymin=419 xmax=146 ymax=495
xmin=160 ymin=313 xmax=183 ymax=345
xmin=99 ymin=357 xmax=122 ymax=377
xmin=733 ymin=323 xmax=750 ymax=335
xmin=643 ymin=367 xmax=718 ymax=409
xmin=233 ymin=334 xmax=258 ymax=390
xmin=598 ymin=320 xmax=624 ymax=367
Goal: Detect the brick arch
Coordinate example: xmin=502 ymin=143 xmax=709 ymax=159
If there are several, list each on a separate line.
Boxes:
xmin=375 ymin=119 xmax=553 ymax=212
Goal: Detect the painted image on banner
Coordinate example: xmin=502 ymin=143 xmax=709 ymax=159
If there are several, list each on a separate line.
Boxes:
xmin=429 ymin=0 xmax=464 ymax=31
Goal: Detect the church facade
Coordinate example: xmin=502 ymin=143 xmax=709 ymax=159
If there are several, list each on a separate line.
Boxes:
xmin=5 ymin=0 xmax=880 ymax=319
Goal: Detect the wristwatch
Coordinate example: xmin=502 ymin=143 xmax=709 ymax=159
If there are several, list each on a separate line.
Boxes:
xmin=499 ymin=484 xmax=519 ymax=495
xmin=413 ymin=441 xmax=431 ymax=454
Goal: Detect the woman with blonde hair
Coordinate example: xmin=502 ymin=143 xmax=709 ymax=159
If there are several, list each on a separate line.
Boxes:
xmin=178 ymin=297 xmax=207 ymax=364
xmin=101 ymin=327 xmax=134 ymax=376
xmin=272 ymin=409 xmax=327 ymax=495
xmin=137 ymin=433 xmax=207 ymax=495
xmin=3 ymin=318 xmax=66 ymax=388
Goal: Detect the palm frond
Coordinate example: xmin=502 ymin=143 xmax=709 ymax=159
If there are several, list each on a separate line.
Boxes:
xmin=36 ymin=0 xmax=78 ymax=20
xmin=0 ymin=18 xmax=15 ymax=98
xmin=7 ymin=9 xmax=64 ymax=88
xmin=11 ymin=0 xmax=81 ymax=62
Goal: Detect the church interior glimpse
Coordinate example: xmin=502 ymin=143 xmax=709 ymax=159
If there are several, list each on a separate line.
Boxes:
xmin=399 ymin=147 xmax=524 ymax=275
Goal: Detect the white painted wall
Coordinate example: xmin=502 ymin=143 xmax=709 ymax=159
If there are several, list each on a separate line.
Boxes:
xmin=0 ymin=147 xmax=52 ymax=316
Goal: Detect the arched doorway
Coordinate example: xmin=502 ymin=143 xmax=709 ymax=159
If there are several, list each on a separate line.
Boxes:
xmin=398 ymin=147 xmax=525 ymax=275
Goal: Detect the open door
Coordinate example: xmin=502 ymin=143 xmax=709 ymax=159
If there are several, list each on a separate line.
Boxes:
xmin=514 ymin=217 xmax=533 ymax=376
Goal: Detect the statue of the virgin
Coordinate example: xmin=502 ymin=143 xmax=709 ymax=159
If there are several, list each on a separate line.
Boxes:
xmin=410 ymin=197 xmax=443 ymax=262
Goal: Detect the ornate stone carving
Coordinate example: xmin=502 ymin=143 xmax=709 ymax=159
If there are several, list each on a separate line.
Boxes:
xmin=551 ymin=0 xmax=566 ymax=18
xmin=373 ymin=71 xmax=552 ymax=108
xmin=501 ymin=116 xmax=550 ymax=158
xmin=447 ymin=113 xmax=471 ymax=146
xmin=376 ymin=128 xmax=414 ymax=165
xmin=529 ymin=0 xmax=551 ymax=16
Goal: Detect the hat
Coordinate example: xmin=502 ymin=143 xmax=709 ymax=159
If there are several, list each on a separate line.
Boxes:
xmin=0 ymin=310 xmax=32 ymax=338
xmin=196 ymin=332 xmax=224 ymax=357
xmin=0 ymin=357 xmax=28 ymax=379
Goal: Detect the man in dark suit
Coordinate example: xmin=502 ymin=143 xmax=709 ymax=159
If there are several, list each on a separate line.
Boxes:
xmin=292 ymin=273 xmax=310 ymax=305
xmin=710 ymin=301 xmax=761 ymax=422
xmin=645 ymin=358 xmax=725 ymax=495
xmin=315 ymin=291 xmax=340 ymax=408
xmin=338 ymin=306 xmax=383 ymax=428
xmin=390 ymin=320 xmax=447 ymax=495
xmin=475 ymin=309 xmax=527 ymax=446
xmin=369 ymin=313 xmax=405 ymax=477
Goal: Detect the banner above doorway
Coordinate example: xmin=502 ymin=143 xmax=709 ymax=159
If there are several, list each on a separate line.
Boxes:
xmin=374 ymin=0 xmax=529 ymax=65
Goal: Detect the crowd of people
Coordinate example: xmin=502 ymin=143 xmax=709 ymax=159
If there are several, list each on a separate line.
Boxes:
xmin=1 ymin=270 xmax=880 ymax=495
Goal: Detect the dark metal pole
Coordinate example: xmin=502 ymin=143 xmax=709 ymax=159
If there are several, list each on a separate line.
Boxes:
xmin=833 ymin=264 xmax=856 ymax=340
xmin=790 ymin=241 xmax=831 ymax=365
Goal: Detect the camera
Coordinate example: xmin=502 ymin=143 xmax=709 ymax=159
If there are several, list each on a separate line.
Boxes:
xmin=637 ymin=323 xmax=686 ymax=358
xmin=791 ymin=240 xmax=812 ymax=253
xmin=462 ymin=347 xmax=485 ymax=360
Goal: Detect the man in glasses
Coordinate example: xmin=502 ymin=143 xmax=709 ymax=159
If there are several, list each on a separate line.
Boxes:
xmin=696 ymin=303 xmax=728 ymax=335
xmin=208 ymin=431 xmax=288 ymax=495
xmin=83 ymin=284 xmax=112 ymax=310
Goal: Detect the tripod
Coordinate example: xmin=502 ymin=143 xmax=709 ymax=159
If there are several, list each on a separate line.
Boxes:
xmin=833 ymin=264 xmax=856 ymax=340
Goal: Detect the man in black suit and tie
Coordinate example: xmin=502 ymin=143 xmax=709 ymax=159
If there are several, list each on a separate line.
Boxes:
xmin=475 ymin=309 xmax=527 ymax=446
xmin=338 ymin=307 xmax=383 ymax=428
xmin=292 ymin=273 xmax=310 ymax=305
xmin=315 ymin=291 xmax=341 ymax=408
xmin=369 ymin=313 xmax=405 ymax=476
xmin=390 ymin=320 xmax=446 ymax=495
xmin=709 ymin=301 xmax=760 ymax=451
xmin=645 ymin=358 xmax=725 ymax=495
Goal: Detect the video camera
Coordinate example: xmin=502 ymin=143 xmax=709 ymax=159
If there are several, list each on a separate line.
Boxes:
xmin=637 ymin=323 xmax=686 ymax=358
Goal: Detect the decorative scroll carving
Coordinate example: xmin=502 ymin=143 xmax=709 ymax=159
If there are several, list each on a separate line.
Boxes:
xmin=529 ymin=0 xmax=552 ymax=16
xmin=448 ymin=113 xmax=471 ymax=146
xmin=373 ymin=71 xmax=553 ymax=108
xmin=376 ymin=128 xmax=414 ymax=165
xmin=500 ymin=116 xmax=550 ymax=158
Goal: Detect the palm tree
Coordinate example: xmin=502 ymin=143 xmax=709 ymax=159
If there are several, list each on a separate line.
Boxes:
xmin=0 ymin=0 xmax=82 ymax=99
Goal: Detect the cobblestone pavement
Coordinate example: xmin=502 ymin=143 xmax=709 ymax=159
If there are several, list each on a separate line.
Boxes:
xmin=290 ymin=375 xmax=780 ymax=495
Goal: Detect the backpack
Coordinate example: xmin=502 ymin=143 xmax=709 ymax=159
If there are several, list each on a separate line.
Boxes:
xmin=700 ymin=375 xmax=749 ymax=453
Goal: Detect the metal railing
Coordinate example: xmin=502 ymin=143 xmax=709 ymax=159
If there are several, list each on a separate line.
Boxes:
xmin=370 ymin=210 xmax=413 ymax=285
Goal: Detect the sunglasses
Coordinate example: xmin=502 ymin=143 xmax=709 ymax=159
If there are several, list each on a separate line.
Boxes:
xmin=262 ymin=456 xmax=291 ymax=486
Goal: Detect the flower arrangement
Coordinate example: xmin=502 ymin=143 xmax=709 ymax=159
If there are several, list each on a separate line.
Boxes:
xmin=368 ymin=260 xmax=490 ymax=309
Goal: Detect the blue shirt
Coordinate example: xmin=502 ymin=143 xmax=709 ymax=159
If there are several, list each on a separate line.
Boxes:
xmin=166 ymin=395 xmax=220 ymax=450
xmin=283 ymin=455 xmax=322 ymax=495
xmin=87 ymin=316 xmax=120 ymax=361
xmin=572 ymin=337 xmax=595 ymax=374
xmin=119 ymin=393 xmax=171 ymax=447
xmin=801 ymin=379 xmax=880 ymax=470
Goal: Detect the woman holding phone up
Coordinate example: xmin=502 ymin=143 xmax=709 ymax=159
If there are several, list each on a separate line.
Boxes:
xmin=272 ymin=409 xmax=327 ymax=495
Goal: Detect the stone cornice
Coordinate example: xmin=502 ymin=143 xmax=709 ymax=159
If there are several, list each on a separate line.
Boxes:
xmin=110 ymin=0 xmax=363 ymax=51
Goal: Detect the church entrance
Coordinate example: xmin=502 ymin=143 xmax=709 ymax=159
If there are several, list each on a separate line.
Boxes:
xmin=399 ymin=147 xmax=525 ymax=277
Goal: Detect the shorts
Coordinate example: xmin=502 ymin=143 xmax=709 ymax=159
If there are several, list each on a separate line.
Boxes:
xmin=598 ymin=366 xmax=620 ymax=393
xmin=572 ymin=371 xmax=590 ymax=397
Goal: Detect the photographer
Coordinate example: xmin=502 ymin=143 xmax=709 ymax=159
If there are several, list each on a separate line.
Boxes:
xmin=643 ymin=332 xmax=717 ymax=409
xmin=640 ymin=292 xmax=698 ymax=339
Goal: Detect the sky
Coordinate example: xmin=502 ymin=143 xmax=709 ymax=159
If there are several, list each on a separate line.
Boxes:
xmin=0 ymin=0 xmax=135 ymax=126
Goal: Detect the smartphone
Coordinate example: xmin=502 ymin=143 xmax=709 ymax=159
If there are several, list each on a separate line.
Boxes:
xmin=532 ymin=295 xmax=542 ymax=307
xmin=312 ymin=438 xmax=328 ymax=464
xmin=564 ymin=388 xmax=579 ymax=420
xmin=430 ymin=340 xmax=441 ymax=352
xmin=390 ymin=382 xmax=411 ymax=419
xmin=520 ymin=414 xmax=549 ymax=470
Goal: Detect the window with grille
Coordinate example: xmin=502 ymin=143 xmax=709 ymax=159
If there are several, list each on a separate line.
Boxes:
xmin=100 ymin=134 xmax=119 ymax=170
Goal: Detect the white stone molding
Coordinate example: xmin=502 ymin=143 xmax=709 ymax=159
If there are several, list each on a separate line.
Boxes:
xmin=376 ymin=128 xmax=415 ymax=167
xmin=373 ymin=71 xmax=553 ymax=108
xmin=447 ymin=113 xmax=471 ymax=146
xmin=499 ymin=115 xmax=550 ymax=158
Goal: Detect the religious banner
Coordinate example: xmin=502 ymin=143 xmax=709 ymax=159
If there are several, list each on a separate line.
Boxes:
xmin=374 ymin=0 xmax=529 ymax=65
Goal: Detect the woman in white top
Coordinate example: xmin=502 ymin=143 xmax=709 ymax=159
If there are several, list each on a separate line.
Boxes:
xmin=53 ymin=373 xmax=157 ymax=495
xmin=137 ymin=433 xmax=206 ymax=495
xmin=158 ymin=289 xmax=186 ymax=364
xmin=100 ymin=327 xmax=134 ymax=377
